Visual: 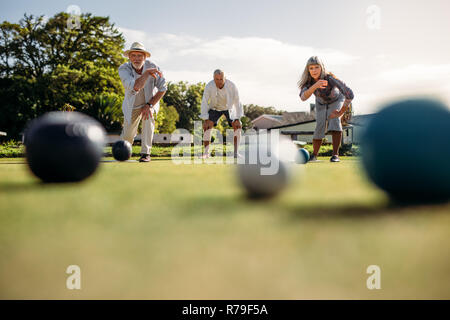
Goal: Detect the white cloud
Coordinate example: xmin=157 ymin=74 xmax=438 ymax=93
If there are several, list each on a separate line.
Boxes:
xmin=119 ymin=27 xmax=359 ymax=112
xmin=378 ymin=64 xmax=450 ymax=85
xmin=363 ymin=64 xmax=450 ymax=112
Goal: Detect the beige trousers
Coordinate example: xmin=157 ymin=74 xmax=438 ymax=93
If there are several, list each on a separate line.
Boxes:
xmin=121 ymin=107 xmax=155 ymax=155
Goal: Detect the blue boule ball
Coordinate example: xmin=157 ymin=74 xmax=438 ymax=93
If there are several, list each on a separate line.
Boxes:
xmin=298 ymin=148 xmax=310 ymax=164
xmin=361 ymin=98 xmax=450 ymax=202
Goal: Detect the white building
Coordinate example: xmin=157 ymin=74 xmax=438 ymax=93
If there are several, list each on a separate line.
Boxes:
xmin=152 ymin=133 xmax=193 ymax=144
xmin=269 ymin=120 xmax=354 ymax=145
xmin=251 ymin=111 xmax=317 ymax=130
xmin=251 ymin=114 xmax=284 ymax=130
xmin=107 ymin=132 xmax=193 ymax=144
xmin=348 ymin=114 xmax=374 ymax=144
xmin=251 ymin=111 xmax=374 ymax=145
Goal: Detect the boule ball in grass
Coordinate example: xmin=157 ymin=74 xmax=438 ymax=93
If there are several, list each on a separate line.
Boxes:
xmin=112 ymin=140 xmax=132 ymax=161
xmin=237 ymin=135 xmax=302 ymax=198
xmin=361 ymin=98 xmax=450 ymax=202
xmin=297 ymin=148 xmax=310 ymax=164
xmin=25 ymin=111 xmax=106 ymax=183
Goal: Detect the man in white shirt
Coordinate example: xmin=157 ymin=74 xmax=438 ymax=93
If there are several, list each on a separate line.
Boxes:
xmin=118 ymin=42 xmax=167 ymax=162
xmin=200 ymin=69 xmax=243 ymax=158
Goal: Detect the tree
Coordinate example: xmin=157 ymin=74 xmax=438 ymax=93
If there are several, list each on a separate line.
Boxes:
xmin=85 ymin=93 xmax=123 ymax=133
xmin=155 ymin=101 xmax=180 ymax=134
xmin=0 ymin=13 xmax=125 ymax=77
xmin=162 ymin=81 xmax=205 ymax=132
xmin=0 ymin=13 xmax=126 ymax=138
xmin=215 ymin=117 xmax=229 ymax=137
xmin=240 ymin=116 xmax=252 ymax=131
xmin=243 ymin=104 xmax=285 ymax=120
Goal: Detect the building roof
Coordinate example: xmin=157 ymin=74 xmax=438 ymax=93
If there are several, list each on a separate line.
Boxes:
xmin=251 ymin=114 xmax=284 ymax=124
xmin=251 ymin=112 xmax=316 ymax=128
xmin=281 ymin=111 xmax=315 ymax=125
xmin=270 ymin=119 xmax=316 ymax=130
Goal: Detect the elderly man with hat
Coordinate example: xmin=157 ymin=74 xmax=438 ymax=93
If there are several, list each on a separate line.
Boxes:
xmin=118 ymin=42 xmax=167 ymax=162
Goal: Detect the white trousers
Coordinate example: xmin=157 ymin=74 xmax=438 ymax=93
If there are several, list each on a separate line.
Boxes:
xmin=120 ymin=107 xmax=155 ymax=155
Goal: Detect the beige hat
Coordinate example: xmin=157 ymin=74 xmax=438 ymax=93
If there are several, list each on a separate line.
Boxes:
xmin=123 ymin=42 xmax=151 ymax=58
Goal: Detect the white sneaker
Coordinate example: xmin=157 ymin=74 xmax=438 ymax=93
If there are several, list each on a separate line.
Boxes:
xmin=330 ymin=155 xmax=340 ymax=162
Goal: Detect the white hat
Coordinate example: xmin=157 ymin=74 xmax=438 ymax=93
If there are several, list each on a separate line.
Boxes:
xmin=123 ymin=42 xmax=151 ymax=58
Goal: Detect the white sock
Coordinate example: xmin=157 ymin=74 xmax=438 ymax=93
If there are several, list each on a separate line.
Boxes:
xmin=234 ymin=129 xmax=241 ymax=155
xmin=204 ymin=129 xmax=212 ymax=154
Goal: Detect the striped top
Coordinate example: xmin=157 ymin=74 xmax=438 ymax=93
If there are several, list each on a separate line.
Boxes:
xmin=300 ymin=74 xmax=354 ymax=106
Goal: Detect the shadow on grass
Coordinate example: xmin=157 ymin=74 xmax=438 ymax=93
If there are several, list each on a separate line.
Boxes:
xmin=178 ymin=190 xmax=449 ymax=221
xmin=283 ymin=198 xmax=450 ymax=221
xmin=0 ymin=159 xmax=174 ymax=164
xmin=101 ymin=158 xmax=174 ymax=163
xmin=0 ymin=179 xmax=96 ymax=193
xmin=0 ymin=161 xmax=27 ymax=164
xmin=0 ymin=181 xmax=44 ymax=192
xmin=137 ymin=158 xmax=175 ymax=162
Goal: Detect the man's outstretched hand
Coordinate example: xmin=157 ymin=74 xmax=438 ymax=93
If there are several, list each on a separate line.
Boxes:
xmin=147 ymin=68 xmax=163 ymax=78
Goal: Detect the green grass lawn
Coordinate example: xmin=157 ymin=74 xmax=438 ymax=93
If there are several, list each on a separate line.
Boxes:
xmin=0 ymin=141 xmax=360 ymax=158
xmin=0 ymin=157 xmax=449 ymax=299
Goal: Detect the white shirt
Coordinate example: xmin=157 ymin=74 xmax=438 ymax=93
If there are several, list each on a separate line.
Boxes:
xmin=212 ymin=86 xmax=228 ymax=111
xmin=200 ymin=79 xmax=243 ymax=121
xmin=118 ymin=60 xmax=167 ymax=124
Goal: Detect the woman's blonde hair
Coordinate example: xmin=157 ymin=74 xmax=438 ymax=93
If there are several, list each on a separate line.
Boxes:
xmin=298 ymin=56 xmax=329 ymax=89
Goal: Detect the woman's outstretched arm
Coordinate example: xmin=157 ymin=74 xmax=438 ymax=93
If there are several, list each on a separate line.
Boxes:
xmin=300 ymin=80 xmax=327 ymax=101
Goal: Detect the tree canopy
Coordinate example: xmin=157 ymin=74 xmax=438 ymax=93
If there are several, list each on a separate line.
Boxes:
xmin=243 ymin=104 xmax=285 ymax=120
xmin=155 ymin=101 xmax=180 ymax=134
xmin=0 ymin=13 xmax=126 ymax=138
xmin=162 ymin=81 xmax=206 ymax=133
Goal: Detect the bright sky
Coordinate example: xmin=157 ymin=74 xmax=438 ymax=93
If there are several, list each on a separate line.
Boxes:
xmin=2 ymin=0 xmax=450 ymax=114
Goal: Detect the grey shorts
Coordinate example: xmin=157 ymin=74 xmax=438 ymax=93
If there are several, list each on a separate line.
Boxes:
xmin=313 ymin=97 xmax=344 ymax=140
